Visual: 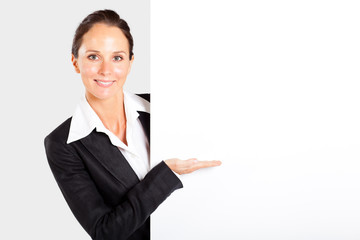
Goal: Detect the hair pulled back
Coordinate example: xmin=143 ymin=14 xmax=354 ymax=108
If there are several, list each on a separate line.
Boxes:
xmin=72 ymin=9 xmax=134 ymax=60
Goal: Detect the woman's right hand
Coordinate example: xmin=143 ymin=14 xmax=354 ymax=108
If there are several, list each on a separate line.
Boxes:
xmin=164 ymin=158 xmax=222 ymax=175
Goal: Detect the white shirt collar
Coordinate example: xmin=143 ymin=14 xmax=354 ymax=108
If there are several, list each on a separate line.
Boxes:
xmin=67 ymin=90 xmax=150 ymax=144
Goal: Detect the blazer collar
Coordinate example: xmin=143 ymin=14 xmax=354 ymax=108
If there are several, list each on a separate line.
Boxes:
xmin=67 ymin=90 xmax=150 ymax=144
xmin=69 ymin=92 xmax=150 ymax=185
xmin=137 ymin=111 xmax=150 ymax=143
xmin=79 ymin=111 xmax=150 ymax=186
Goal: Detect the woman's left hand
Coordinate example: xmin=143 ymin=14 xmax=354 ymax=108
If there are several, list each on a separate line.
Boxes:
xmin=164 ymin=158 xmax=222 ymax=175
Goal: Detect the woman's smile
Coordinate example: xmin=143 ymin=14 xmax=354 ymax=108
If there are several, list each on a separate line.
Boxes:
xmin=94 ymin=79 xmax=116 ymax=88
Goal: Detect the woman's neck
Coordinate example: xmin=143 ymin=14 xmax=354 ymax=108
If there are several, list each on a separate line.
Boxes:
xmin=85 ymin=90 xmax=127 ymax=144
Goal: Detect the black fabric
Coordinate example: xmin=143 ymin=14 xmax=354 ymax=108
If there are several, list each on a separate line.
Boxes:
xmin=44 ymin=94 xmax=182 ymax=240
xmin=137 ymin=112 xmax=150 ymax=143
xmin=136 ymin=93 xmax=150 ymax=102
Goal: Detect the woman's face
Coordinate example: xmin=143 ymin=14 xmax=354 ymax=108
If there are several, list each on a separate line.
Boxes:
xmin=72 ymin=23 xmax=134 ymax=101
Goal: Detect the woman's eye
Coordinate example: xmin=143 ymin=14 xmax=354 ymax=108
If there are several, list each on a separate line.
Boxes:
xmin=88 ymin=55 xmax=99 ymax=60
xmin=113 ymin=56 xmax=123 ymax=61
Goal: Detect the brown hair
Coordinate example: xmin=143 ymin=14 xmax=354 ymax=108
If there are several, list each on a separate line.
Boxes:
xmin=71 ymin=9 xmax=134 ymax=60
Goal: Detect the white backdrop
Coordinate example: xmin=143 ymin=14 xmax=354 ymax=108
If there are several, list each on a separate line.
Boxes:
xmin=151 ymin=1 xmax=360 ymax=239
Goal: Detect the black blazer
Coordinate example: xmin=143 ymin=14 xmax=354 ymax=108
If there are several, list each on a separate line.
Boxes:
xmin=44 ymin=94 xmax=182 ymax=240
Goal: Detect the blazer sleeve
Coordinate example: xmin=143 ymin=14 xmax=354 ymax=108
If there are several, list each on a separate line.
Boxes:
xmin=44 ymin=136 xmax=182 ymax=240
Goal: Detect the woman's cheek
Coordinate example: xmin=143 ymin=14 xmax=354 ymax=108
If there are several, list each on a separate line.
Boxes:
xmin=82 ymin=62 xmax=99 ymax=77
xmin=113 ymin=65 xmax=127 ymax=78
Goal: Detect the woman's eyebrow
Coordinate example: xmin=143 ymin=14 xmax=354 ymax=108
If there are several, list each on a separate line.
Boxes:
xmin=86 ymin=50 xmax=100 ymax=53
xmin=85 ymin=50 xmax=127 ymax=55
xmin=113 ymin=51 xmax=127 ymax=55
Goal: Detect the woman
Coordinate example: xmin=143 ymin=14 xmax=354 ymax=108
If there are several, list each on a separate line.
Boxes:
xmin=44 ymin=9 xmax=221 ymax=240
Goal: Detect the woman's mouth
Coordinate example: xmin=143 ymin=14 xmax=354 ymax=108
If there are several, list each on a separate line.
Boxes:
xmin=94 ymin=79 xmax=115 ymax=87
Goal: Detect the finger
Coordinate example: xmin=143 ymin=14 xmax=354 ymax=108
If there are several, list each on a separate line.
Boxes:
xmin=187 ymin=160 xmax=222 ymax=173
xmin=185 ymin=158 xmax=198 ymax=164
xmin=186 ymin=160 xmax=221 ymax=169
xmin=181 ymin=158 xmax=199 ymax=167
xmin=197 ymin=160 xmax=222 ymax=167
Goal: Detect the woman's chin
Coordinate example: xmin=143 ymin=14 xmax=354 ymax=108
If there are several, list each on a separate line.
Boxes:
xmin=86 ymin=89 xmax=122 ymax=102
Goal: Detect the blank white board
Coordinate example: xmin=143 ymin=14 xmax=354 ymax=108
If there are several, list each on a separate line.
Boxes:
xmin=151 ymin=1 xmax=360 ymax=239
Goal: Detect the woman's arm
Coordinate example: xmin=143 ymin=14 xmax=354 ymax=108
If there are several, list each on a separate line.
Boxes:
xmin=45 ymin=137 xmax=182 ymax=240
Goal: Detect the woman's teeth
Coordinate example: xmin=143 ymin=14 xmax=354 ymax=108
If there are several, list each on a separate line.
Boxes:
xmin=99 ymin=81 xmax=111 ymax=85
xmin=95 ymin=80 xmax=114 ymax=87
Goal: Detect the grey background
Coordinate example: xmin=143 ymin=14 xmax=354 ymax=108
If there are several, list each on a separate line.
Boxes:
xmin=0 ymin=1 xmax=149 ymax=239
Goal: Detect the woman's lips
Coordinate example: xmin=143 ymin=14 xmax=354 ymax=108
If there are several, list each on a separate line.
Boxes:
xmin=94 ymin=79 xmax=115 ymax=88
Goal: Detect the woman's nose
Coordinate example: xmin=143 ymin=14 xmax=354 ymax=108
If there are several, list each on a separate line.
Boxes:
xmin=98 ymin=60 xmax=112 ymax=76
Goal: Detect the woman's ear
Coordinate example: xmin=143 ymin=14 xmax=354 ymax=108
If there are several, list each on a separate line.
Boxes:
xmin=71 ymin=54 xmax=80 ymax=73
xmin=127 ymin=55 xmax=134 ymax=74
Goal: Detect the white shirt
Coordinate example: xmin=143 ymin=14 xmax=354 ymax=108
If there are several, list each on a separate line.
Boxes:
xmin=67 ymin=91 xmax=151 ymax=180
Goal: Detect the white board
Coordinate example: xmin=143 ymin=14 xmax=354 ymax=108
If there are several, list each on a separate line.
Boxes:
xmin=151 ymin=1 xmax=360 ymax=239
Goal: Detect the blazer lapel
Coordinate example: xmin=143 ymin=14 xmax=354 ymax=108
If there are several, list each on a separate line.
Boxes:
xmin=137 ymin=111 xmax=150 ymax=144
xmin=79 ymin=130 xmax=140 ymax=187
xmin=78 ymin=110 xmax=150 ymax=188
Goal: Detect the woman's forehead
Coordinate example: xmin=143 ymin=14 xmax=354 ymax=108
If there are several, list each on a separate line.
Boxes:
xmin=80 ymin=23 xmax=129 ymax=53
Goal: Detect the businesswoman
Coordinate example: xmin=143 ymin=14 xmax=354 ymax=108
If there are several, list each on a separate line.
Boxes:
xmin=44 ymin=9 xmax=221 ymax=240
